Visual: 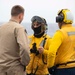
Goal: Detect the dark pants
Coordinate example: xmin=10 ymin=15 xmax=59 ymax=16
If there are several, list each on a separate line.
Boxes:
xmin=53 ymin=67 xmax=75 ymax=75
xmin=26 ymin=74 xmax=49 ymax=75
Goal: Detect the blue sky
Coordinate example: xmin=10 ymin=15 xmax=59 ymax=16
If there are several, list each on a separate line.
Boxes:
xmin=0 ymin=0 xmax=75 ymax=23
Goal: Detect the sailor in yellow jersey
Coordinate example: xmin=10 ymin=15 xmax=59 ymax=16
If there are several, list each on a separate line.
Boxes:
xmin=47 ymin=9 xmax=75 ymax=75
xmin=26 ymin=16 xmax=51 ymax=75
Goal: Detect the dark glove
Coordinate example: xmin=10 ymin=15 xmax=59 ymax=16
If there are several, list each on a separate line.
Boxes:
xmin=36 ymin=51 xmax=39 ymax=55
xmin=48 ymin=66 xmax=57 ymax=75
xmin=30 ymin=48 xmax=39 ymax=56
xmin=30 ymin=49 xmax=36 ymax=53
xmin=30 ymin=43 xmax=37 ymax=54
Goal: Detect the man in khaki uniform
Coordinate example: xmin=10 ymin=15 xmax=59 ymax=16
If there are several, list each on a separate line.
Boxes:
xmin=0 ymin=5 xmax=30 ymax=75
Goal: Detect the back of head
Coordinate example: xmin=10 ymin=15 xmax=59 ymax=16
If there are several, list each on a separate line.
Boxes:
xmin=56 ymin=9 xmax=74 ymax=24
xmin=11 ymin=5 xmax=24 ymax=16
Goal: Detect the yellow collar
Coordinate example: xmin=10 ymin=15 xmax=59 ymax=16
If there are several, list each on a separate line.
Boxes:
xmin=61 ymin=24 xmax=72 ymax=28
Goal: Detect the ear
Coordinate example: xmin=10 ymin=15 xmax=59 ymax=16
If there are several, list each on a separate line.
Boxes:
xmin=19 ymin=13 xmax=24 ymax=19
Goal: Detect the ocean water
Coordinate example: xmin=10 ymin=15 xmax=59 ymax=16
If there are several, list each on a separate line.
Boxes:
xmin=22 ymin=23 xmax=75 ymax=37
xmin=22 ymin=23 xmax=59 ymax=37
xmin=0 ymin=22 xmax=75 ymax=37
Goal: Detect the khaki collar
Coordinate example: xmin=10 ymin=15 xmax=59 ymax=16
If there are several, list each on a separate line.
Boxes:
xmin=9 ymin=19 xmax=19 ymax=23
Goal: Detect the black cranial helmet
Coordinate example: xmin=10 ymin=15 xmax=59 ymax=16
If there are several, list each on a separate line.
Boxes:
xmin=31 ymin=16 xmax=44 ymax=23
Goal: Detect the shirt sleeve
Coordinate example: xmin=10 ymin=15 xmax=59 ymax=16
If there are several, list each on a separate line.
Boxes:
xmin=47 ymin=30 xmax=64 ymax=68
xmin=15 ymin=27 xmax=30 ymax=66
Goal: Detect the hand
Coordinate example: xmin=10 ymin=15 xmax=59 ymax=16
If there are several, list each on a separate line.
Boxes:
xmin=38 ymin=46 xmax=44 ymax=54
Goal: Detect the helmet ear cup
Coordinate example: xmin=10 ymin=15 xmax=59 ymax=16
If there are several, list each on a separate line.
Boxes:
xmin=56 ymin=15 xmax=64 ymax=22
xmin=41 ymin=23 xmax=48 ymax=32
xmin=42 ymin=18 xmax=48 ymax=31
xmin=56 ymin=9 xmax=64 ymax=22
xmin=44 ymin=24 xmax=48 ymax=31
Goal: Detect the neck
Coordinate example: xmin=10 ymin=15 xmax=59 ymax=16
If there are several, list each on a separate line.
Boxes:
xmin=10 ymin=17 xmax=20 ymax=23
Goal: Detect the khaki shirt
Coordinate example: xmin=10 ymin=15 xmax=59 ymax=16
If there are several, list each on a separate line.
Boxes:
xmin=0 ymin=20 xmax=30 ymax=67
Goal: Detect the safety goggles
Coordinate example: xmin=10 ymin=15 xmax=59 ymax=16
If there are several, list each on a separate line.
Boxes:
xmin=31 ymin=16 xmax=44 ymax=23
